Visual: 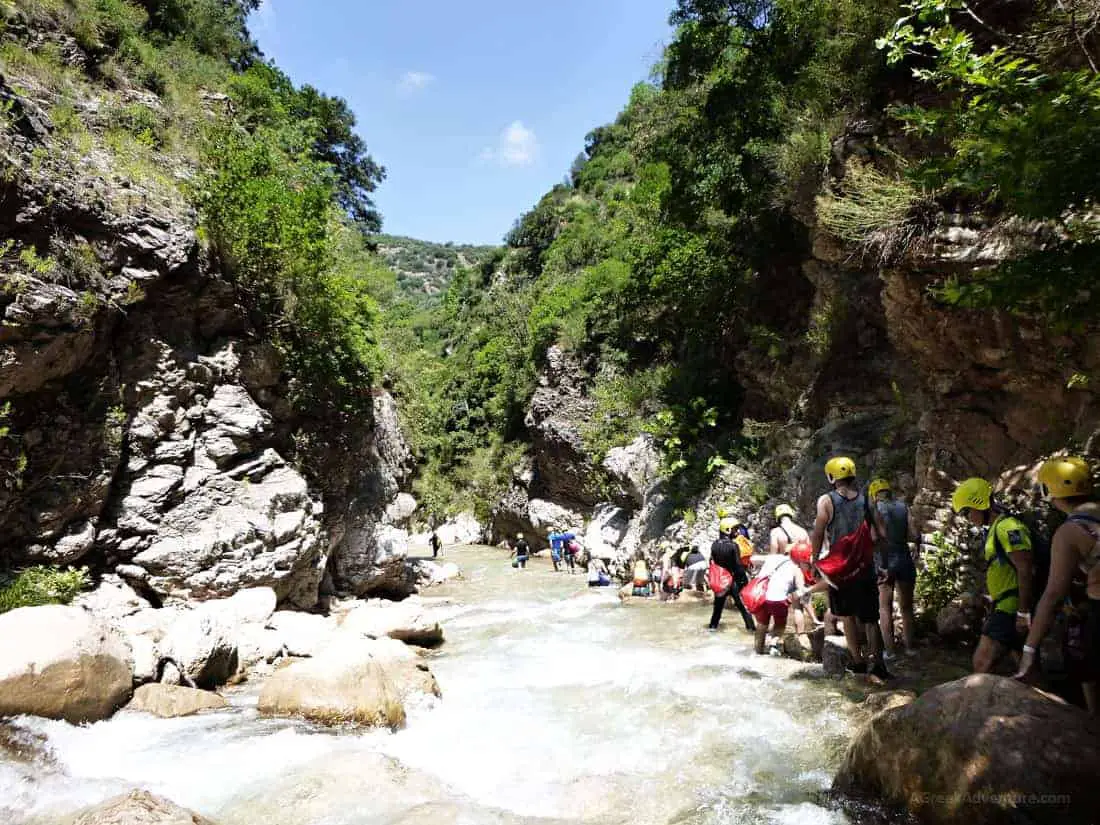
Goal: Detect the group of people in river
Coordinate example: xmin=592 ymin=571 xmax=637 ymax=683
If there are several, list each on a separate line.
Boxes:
xmin=503 ymin=452 xmax=1100 ymax=712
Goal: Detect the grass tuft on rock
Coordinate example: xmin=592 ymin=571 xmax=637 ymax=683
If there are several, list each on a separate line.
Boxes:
xmin=0 ymin=566 xmax=88 ymax=614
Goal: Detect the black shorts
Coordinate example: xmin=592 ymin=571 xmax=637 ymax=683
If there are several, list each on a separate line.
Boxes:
xmin=881 ymin=552 xmax=917 ymax=585
xmin=982 ymin=609 xmax=1022 ymax=650
xmin=828 ymin=570 xmax=878 ymax=623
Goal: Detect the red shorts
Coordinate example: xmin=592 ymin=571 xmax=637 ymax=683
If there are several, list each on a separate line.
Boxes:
xmin=753 ymin=600 xmax=789 ymax=624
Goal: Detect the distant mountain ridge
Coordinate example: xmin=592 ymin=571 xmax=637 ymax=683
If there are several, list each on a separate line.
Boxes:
xmin=376 ymin=235 xmax=499 ymax=300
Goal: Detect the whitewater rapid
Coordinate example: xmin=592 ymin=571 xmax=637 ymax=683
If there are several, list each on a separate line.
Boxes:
xmin=1 ymin=547 xmax=860 ymax=824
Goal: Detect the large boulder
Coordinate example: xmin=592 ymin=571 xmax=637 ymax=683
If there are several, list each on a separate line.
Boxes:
xmin=583 ymin=504 xmax=631 ymax=561
xmin=72 ymin=790 xmax=218 ymax=824
xmin=265 ymin=610 xmax=335 ymax=658
xmin=257 ymin=639 xmax=406 ymax=729
xmin=833 ymin=674 xmax=1100 ymax=825
xmin=527 ymin=499 xmax=583 ymax=535
xmin=329 ymin=523 xmax=415 ymax=600
xmin=383 ymin=493 xmax=418 ymax=527
xmin=346 ymin=636 xmax=441 ymax=701
xmin=602 ymin=435 xmax=661 ymax=508
xmin=122 ymin=607 xmax=238 ymax=689
xmin=126 ymin=684 xmax=227 ymax=718
xmin=338 ymin=599 xmax=445 ymax=648
xmin=0 ymin=606 xmax=133 ymax=723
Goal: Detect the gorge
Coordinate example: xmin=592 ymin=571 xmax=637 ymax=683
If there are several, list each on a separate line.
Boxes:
xmin=2 ymin=0 xmax=1100 ymax=823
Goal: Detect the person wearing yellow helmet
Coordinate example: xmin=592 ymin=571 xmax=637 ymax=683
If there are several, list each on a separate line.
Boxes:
xmin=951 ymin=477 xmax=1035 ymax=674
xmin=1017 ymin=456 xmax=1100 ymax=715
xmin=870 ymin=479 xmax=917 ymax=660
xmin=811 ymin=456 xmax=892 ymax=680
xmin=708 ymin=515 xmax=756 ymax=632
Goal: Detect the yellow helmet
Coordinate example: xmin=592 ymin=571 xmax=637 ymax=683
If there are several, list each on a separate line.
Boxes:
xmin=1038 ymin=456 xmax=1093 ymax=499
xmin=952 ymin=478 xmax=992 ymax=513
xmin=825 ymin=456 xmax=856 ymax=484
xmin=516 ymin=532 xmax=524 ymax=539
xmin=774 ymin=504 xmax=796 ymax=521
xmin=868 ymin=478 xmax=892 ymax=499
xmin=719 ymin=517 xmax=740 ymax=535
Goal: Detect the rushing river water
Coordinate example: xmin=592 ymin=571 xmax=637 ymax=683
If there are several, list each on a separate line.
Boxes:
xmin=1 ymin=547 xmax=864 ymax=825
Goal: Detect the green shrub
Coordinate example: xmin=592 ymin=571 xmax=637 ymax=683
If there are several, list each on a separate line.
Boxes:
xmin=914 ymin=532 xmax=960 ymax=619
xmin=0 ymin=566 xmax=88 ymax=613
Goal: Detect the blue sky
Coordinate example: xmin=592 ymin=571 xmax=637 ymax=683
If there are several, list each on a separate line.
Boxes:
xmin=251 ymin=0 xmax=675 ymax=245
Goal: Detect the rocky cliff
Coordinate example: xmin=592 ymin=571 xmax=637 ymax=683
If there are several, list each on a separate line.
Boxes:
xmin=491 ymin=184 xmax=1100 ymax=603
xmin=0 ymin=44 xmax=413 ymax=609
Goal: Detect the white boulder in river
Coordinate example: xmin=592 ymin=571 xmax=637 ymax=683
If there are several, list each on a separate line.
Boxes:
xmin=0 ymin=605 xmax=133 ymax=723
xmin=72 ymin=789 xmax=218 ymax=824
xmin=257 ymin=636 xmax=408 ymax=728
xmin=338 ymin=597 xmax=445 ymax=648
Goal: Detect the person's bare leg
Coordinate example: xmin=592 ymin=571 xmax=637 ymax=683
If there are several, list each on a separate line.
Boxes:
xmin=842 ymin=616 xmax=864 ymax=664
xmin=864 ymin=620 xmax=883 ymax=665
xmin=754 ymin=621 xmax=768 ymax=654
xmin=878 ymin=583 xmax=897 ymax=657
xmin=897 ymin=580 xmax=917 ymax=652
xmin=972 ymin=635 xmax=1004 ymax=673
xmin=771 ymin=613 xmax=788 ymax=648
xmin=1083 ymin=682 xmax=1098 ymax=716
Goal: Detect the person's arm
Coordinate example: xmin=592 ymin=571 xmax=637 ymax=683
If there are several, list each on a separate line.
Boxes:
xmin=1011 ymin=550 xmax=1034 ymax=622
xmin=769 ymin=528 xmax=780 ymax=556
xmin=790 ymin=565 xmax=806 ymax=603
xmin=810 ymin=495 xmax=830 ymax=563
xmin=1016 ymin=527 xmax=1078 ymax=679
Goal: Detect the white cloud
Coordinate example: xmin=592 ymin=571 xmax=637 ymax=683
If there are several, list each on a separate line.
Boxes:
xmin=397 ymin=71 xmax=436 ymax=96
xmin=480 ymin=121 xmax=539 ymax=168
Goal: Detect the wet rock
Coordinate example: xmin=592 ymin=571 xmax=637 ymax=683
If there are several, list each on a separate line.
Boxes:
xmin=412 ymin=512 xmax=484 ymax=547
xmin=822 ymin=635 xmax=851 ymax=676
xmin=72 ymin=789 xmax=218 ymax=824
xmin=257 ymin=639 xmax=406 ymax=729
xmin=126 ymin=684 xmax=228 ymax=718
xmin=862 ymin=690 xmax=917 ymax=715
xmin=339 ymin=599 xmax=444 ymax=648
xmin=783 ymin=628 xmax=826 ymax=662
xmin=0 ymin=721 xmax=54 ymax=766
xmin=834 ymin=674 xmax=1100 ymax=825
xmin=330 ymin=523 xmax=414 ymax=599
xmin=415 ymin=560 xmax=461 ymax=588
xmin=0 ymin=606 xmax=133 ymax=723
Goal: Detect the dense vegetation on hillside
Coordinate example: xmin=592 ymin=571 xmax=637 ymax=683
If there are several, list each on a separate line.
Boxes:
xmin=1 ymin=0 xmax=393 ymax=427
xmin=376 ymin=235 xmax=498 ymax=302
xmin=386 ymin=0 xmax=1100 ymax=521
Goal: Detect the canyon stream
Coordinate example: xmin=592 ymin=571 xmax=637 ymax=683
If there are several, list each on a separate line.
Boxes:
xmin=1 ymin=546 xmax=866 ymax=825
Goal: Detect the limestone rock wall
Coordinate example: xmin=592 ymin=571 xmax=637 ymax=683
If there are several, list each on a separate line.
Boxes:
xmin=0 ymin=75 xmax=412 ymax=608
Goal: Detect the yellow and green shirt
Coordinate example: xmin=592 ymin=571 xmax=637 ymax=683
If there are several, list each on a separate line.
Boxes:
xmin=984 ymin=515 xmax=1032 ymax=614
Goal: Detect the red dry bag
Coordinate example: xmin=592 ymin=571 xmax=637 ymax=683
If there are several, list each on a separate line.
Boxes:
xmin=707 ymin=561 xmax=733 ymax=595
xmin=740 ymin=574 xmax=770 ymax=614
xmin=815 ymin=520 xmax=875 ymax=587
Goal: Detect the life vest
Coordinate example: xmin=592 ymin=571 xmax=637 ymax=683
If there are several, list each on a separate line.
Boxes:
xmin=735 ymin=535 xmax=754 ymax=564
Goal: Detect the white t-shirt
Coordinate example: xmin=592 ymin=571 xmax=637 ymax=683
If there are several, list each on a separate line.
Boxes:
xmin=757 ymin=554 xmax=798 ymax=603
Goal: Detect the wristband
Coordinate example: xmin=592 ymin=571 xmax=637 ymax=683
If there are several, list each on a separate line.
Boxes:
xmin=1022 ymin=644 xmax=1037 ymax=655
xmin=1017 ymin=611 xmax=1031 ymax=619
